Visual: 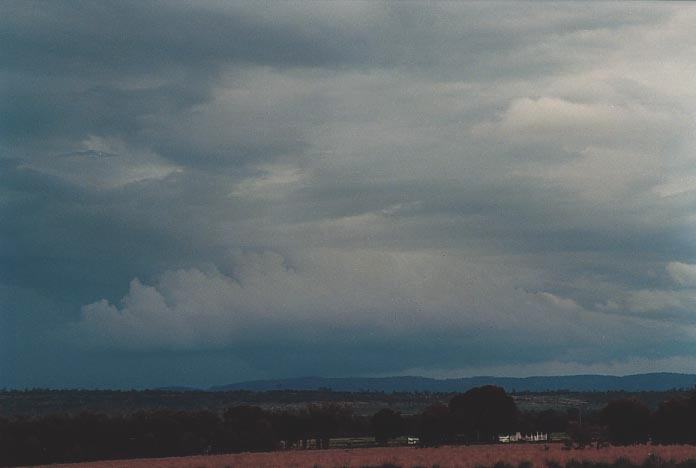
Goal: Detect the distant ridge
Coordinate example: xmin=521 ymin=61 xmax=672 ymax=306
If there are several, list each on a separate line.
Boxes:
xmin=209 ymin=373 xmax=696 ymax=393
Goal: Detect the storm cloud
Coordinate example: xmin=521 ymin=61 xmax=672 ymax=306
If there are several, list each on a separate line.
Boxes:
xmin=3 ymin=2 xmax=696 ymax=388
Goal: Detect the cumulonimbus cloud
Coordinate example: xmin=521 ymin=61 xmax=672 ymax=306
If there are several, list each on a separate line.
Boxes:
xmin=66 ymin=250 xmax=694 ymax=374
xmin=5 ymin=2 xmax=696 ymax=386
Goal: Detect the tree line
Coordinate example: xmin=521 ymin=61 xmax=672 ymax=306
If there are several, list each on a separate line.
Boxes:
xmin=1 ymin=385 xmax=695 ymax=466
xmin=0 ymin=388 xmax=445 ymax=417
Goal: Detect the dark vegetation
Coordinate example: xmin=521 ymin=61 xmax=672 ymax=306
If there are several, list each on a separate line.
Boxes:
xmin=362 ymin=459 xmax=696 ymax=468
xmin=1 ymin=388 xmax=687 ymax=417
xmin=0 ymin=388 xmax=445 ymax=417
xmin=1 ymin=386 xmax=696 ymax=466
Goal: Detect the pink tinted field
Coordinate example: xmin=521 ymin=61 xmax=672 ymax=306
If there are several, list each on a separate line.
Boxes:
xmin=47 ymin=443 xmax=696 ymax=468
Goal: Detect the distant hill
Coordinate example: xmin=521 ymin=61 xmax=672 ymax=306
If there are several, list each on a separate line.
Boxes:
xmin=154 ymin=386 xmax=199 ymax=392
xmin=210 ymin=373 xmax=696 ymax=393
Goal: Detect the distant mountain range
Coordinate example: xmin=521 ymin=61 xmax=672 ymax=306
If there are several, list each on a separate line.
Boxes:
xmin=208 ymin=373 xmax=696 ymax=393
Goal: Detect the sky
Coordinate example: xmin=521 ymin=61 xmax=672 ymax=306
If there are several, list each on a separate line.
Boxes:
xmin=3 ymin=1 xmax=696 ymax=389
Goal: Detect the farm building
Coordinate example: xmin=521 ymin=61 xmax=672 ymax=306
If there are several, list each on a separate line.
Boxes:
xmin=498 ymin=432 xmax=548 ymax=443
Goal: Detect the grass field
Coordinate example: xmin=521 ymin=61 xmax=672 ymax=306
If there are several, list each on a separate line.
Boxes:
xmin=43 ymin=443 xmax=696 ymax=468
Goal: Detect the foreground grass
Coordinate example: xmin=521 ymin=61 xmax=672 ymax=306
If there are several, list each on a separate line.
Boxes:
xmin=43 ymin=443 xmax=696 ymax=468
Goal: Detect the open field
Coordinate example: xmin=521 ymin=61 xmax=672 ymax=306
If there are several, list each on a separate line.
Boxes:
xmin=44 ymin=444 xmax=696 ymax=468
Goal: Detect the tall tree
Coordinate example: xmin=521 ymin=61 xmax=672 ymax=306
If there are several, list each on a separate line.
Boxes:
xmin=601 ymin=398 xmax=650 ymax=445
xmin=449 ymin=385 xmax=518 ymax=442
xmin=371 ymin=408 xmax=403 ymax=445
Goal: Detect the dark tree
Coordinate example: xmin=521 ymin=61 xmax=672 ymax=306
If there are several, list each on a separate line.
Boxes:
xmin=418 ymin=403 xmax=452 ymax=446
xmin=220 ymin=405 xmax=277 ymax=452
xmin=270 ymin=411 xmax=305 ymax=449
xmin=306 ymin=403 xmax=354 ymax=449
xmin=449 ymin=385 xmax=518 ymax=442
xmin=600 ymin=398 xmax=650 ymax=445
xmin=566 ymin=421 xmax=598 ymax=448
xmin=518 ymin=409 xmax=568 ymax=434
xmin=371 ymin=408 xmax=404 ymax=444
xmin=651 ymin=397 xmax=694 ymax=444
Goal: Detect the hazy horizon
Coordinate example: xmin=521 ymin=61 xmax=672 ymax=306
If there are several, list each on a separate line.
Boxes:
xmin=3 ymin=2 xmax=696 ymax=389
xmin=9 ymin=371 xmax=696 ymax=392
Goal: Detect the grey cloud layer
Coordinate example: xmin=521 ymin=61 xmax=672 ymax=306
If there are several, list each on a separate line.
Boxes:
xmin=3 ymin=2 xmax=696 ymax=388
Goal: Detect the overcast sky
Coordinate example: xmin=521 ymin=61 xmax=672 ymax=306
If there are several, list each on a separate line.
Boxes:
xmin=3 ymin=1 xmax=696 ymax=389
